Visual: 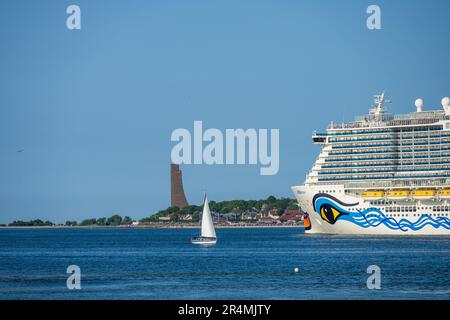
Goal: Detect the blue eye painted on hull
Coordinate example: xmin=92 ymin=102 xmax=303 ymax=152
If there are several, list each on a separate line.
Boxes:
xmin=312 ymin=193 xmax=450 ymax=231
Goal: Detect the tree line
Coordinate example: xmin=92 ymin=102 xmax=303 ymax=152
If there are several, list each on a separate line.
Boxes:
xmin=7 ymin=219 xmax=54 ymax=227
xmin=4 ymin=196 xmax=299 ymax=226
xmin=6 ymin=214 xmax=134 ymax=227
xmin=69 ymin=214 xmax=133 ymax=226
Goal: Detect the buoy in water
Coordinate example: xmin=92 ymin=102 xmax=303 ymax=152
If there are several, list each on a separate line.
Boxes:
xmin=294 ymin=267 xmax=299 ymax=273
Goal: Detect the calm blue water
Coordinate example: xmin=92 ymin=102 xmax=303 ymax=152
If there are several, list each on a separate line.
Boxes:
xmin=0 ymin=227 xmax=449 ymax=300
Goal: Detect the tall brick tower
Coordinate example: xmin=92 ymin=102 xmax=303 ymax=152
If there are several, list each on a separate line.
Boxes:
xmin=170 ymin=164 xmax=189 ymax=208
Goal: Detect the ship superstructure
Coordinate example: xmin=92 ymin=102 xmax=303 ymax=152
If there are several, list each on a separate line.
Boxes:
xmin=292 ymin=93 xmax=450 ymax=234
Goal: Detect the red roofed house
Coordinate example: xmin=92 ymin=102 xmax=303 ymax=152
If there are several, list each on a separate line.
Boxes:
xmin=280 ymin=210 xmax=305 ymax=223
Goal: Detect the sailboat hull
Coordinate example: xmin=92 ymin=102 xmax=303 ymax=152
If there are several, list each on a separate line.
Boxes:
xmin=191 ymin=236 xmax=217 ymax=245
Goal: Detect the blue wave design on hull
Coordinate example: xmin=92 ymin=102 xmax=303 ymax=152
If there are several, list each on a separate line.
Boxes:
xmin=314 ymin=197 xmax=450 ymax=232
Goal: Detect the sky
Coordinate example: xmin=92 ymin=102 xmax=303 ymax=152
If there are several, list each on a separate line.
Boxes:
xmin=1 ymin=0 xmax=450 ymax=224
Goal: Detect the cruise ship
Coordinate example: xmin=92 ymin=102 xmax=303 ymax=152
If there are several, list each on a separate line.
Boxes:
xmin=291 ymin=93 xmax=450 ymax=235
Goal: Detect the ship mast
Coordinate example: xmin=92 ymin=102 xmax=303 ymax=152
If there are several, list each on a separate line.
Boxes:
xmin=374 ymin=91 xmax=391 ymax=111
xmin=370 ymin=91 xmax=391 ymax=120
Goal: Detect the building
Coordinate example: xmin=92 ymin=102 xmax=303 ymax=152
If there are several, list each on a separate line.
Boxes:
xmin=178 ymin=214 xmax=192 ymax=221
xmin=241 ymin=211 xmax=258 ymax=221
xmin=280 ymin=210 xmax=305 ymax=223
xmin=170 ymin=164 xmax=189 ymax=208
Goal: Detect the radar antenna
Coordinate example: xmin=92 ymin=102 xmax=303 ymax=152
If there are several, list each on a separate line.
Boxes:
xmin=373 ymin=91 xmax=391 ymax=111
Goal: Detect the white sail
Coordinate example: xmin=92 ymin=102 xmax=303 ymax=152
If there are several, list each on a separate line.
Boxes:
xmin=200 ymin=195 xmax=216 ymax=238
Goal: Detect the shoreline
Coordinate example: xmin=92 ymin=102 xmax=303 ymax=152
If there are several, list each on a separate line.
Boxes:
xmin=0 ymin=224 xmax=304 ymax=229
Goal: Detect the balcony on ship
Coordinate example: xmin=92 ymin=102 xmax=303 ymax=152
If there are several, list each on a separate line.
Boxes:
xmin=312 ymin=131 xmax=327 ymax=144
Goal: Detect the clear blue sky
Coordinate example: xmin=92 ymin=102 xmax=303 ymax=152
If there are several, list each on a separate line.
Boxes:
xmin=1 ymin=0 xmax=450 ymax=224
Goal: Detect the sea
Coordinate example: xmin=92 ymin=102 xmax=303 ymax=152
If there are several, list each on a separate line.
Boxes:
xmin=0 ymin=227 xmax=449 ymax=300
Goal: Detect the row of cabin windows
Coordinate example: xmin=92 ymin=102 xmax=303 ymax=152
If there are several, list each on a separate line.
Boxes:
xmin=371 ymin=201 xmax=397 ymax=205
xmin=350 ymin=206 xmax=450 ymax=213
xmin=364 ymin=213 xmax=449 ymax=217
xmin=369 ymin=203 xmax=450 ymax=211
xmin=318 ymin=190 xmax=341 ymax=193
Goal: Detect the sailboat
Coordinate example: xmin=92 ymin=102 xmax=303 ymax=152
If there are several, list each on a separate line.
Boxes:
xmin=191 ymin=194 xmax=217 ymax=245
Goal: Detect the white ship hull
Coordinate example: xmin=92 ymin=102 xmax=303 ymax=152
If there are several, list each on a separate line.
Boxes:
xmin=292 ymin=185 xmax=450 ymax=235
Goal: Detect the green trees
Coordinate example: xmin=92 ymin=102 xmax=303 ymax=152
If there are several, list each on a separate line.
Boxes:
xmin=96 ymin=217 xmax=107 ymax=226
xmin=77 ymin=214 xmax=123 ymax=226
xmin=72 ymin=214 xmax=130 ymax=226
xmin=80 ymin=218 xmax=97 ymax=226
xmin=107 ymin=214 xmax=123 ymax=226
xmin=8 ymin=214 xmax=137 ymax=227
xmin=122 ymin=216 xmax=133 ymax=225
xmin=8 ymin=219 xmax=54 ymax=227
xmin=286 ymin=204 xmax=299 ymax=210
xmin=6 ymin=195 xmax=300 ymax=227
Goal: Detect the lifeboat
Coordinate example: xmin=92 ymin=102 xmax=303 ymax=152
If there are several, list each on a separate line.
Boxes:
xmin=386 ymin=189 xmax=410 ymax=199
xmin=362 ymin=190 xmax=385 ymax=200
xmin=412 ymin=189 xmax=436 ymax=199
xmin=439 ymin=189 xmax=450 ymax=198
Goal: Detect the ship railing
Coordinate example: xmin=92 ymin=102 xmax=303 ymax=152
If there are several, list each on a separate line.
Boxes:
xmin=328 ymin=114 xmax=449 ymax=130
xmin=344 ymin=179 xmax=450 ymax=189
